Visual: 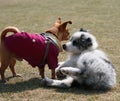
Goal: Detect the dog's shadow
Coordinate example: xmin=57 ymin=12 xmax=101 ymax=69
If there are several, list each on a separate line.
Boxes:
xmin=44 ymin=86 xmax=109 ymax=95
xmin=54 ymin=87 xmax=108 ymax=95
xmin=0 ymin=78 xmax=109 ymax=94
xmin=42 ymin=81 xmax=109 ymax=95
xmin=0 ymin=77 xmax=42 ymax=93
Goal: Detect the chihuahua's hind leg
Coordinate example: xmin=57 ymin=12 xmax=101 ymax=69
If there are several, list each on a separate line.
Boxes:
xmin=0 ymin=60 xmax=10 ymax=83
xmin=9 ymin=58 xmax=21 ymax=77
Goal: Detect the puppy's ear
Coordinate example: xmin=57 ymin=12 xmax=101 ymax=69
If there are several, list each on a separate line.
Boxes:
xmin=80 ymin=28 xmax=87 ymax=32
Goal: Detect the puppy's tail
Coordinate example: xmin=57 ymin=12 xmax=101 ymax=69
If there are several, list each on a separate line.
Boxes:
xmin=1 ymin=26 xmax=20 ymax=43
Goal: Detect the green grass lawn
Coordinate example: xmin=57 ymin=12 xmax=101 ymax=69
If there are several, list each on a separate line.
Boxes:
xmin=0 ymin=0 xmax=120 ymax=101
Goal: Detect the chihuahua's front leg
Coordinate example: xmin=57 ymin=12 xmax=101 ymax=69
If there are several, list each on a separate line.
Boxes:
xmin=51 ymin=69 xmax=56 ymax=79
xmin=38 ymin=67 xmax=45 ymax=78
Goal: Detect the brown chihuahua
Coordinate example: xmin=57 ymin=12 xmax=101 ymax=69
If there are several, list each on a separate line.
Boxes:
xmin=0 ymin=18 xmax=72 ymax=83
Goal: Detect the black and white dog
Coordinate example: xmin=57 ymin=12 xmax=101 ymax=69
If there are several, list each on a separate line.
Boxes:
xmin=41 ymin=29 xmax=116 ymax=90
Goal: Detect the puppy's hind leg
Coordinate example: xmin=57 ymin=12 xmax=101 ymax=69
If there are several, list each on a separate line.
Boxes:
xmin=41 ymin=76 xmax=74 ymax=88
xmin=9 ymin=58 xmax=21 ymax=77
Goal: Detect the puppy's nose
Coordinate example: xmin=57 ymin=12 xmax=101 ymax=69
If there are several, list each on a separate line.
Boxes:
xmin=62 ymin=44 xmax=66 ymax=50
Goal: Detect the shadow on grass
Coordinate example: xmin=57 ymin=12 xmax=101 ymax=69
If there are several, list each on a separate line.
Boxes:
xmin=50 ymin=87 xmax=108 ymax=95
xmin=0 ymin=78 xmax=109 ymax=95
xmin=42 ymin=82 xmax=109 ymax=95
xmin=54 ymin=87 xmax=109 ymax=95
xmin=0 ymin=78 xmax=42 ymax=93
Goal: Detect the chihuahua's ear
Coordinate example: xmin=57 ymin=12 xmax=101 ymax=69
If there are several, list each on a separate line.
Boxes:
xmin=54 ymin=17 xmax=62 ymax=27
xmin=60 ymin=21 xmax=72 ymax=28
xmin=56 ymin=17 xmax=62 ymax=24
xmin=60 ymin=21 xmax=72 ymax=29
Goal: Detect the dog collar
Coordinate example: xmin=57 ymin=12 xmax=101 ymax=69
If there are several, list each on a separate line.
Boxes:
xmin=41 ymin=33 xmax=63 ymax=52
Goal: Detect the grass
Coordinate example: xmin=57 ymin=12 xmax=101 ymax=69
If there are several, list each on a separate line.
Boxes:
xmin=0 ymin=0 xmax=120 ymax=100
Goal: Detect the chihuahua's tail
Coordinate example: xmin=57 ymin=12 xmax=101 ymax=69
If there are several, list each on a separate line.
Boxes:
xmin=1 ymin=26 xmax=20 ymax=43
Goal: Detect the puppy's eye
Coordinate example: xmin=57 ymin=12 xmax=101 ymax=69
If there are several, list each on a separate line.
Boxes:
xmin=73 ymin=40 xmax=78 ymax=46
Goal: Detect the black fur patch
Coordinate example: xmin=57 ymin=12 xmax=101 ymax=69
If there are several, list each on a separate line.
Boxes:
xmin=101 ymin=58 xmax=115 ymax=68
xmin=72 ymin=34 xmax=92 ymax=50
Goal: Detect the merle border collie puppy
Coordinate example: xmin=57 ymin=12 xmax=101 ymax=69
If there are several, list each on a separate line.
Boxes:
xmin=41 ymin=28 xmax=116 ymax=90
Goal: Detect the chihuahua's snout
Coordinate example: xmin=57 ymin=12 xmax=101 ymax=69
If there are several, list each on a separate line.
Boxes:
xmin=62 ymin=44 xmax=66 ymax=50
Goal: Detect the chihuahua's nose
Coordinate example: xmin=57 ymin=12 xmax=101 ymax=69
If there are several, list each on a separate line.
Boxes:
xmin=62 ymin=44 xmax=66 ymax=50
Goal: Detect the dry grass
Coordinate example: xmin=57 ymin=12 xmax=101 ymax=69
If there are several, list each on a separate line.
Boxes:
xmin=0 ymin=0 xmax=120 ymax=101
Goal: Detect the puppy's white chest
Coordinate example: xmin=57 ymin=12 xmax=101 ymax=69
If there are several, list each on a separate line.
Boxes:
xmin=69 ymin=55 xmax=80 ymax=66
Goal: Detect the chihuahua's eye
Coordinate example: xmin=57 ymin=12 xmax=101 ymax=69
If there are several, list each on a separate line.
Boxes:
xmin=67 ymin=32 xmax=69 ymax=35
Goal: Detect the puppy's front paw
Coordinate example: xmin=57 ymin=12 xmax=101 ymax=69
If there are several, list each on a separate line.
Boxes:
xmin=60 ymin=68 xmax=69 ymax=75
xmin=58 ymin=61 xmax=64 ymax=66
xmin=56 ymin=70 xmax=66 ymax=80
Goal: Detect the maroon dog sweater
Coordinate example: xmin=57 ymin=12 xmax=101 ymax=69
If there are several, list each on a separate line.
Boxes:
xmin=4 ymin=32 xmax=59 ymax=69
